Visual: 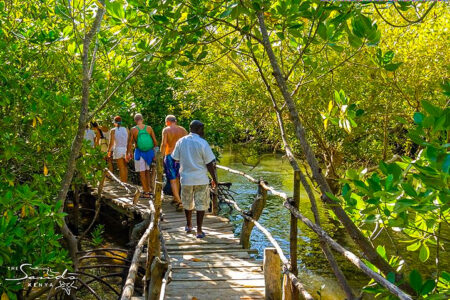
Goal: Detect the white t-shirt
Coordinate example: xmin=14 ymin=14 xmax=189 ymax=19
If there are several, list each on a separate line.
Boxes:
xmin=172 ymin=133 xmax=216 ymax=186
xmin=111 ymin=127 xmax=128 ymax=149
xmin=84 ymin=129 xmax=96 ymax=147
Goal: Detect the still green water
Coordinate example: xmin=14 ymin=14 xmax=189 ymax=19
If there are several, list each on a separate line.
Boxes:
xmin=217 ymin=149 xmax=365 ymax=299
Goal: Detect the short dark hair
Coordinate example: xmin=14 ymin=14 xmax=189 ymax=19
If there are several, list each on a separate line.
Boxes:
xmin=189 ymin=120 xmax=204 ymax=132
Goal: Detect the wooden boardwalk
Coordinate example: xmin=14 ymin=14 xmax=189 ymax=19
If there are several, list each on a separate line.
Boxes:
xmin=160 ymin=197 xmax=265 ymax=300
xmin=94 ymin=180 xmax=265 ymax=299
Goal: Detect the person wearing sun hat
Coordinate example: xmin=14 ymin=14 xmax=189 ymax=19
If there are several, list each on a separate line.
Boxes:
xmin=107 ymin=116 xmax=129 ymax=182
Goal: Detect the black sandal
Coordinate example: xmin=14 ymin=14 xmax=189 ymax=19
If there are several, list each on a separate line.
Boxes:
xmin=140 ymin=192 xmax=152 ymax=199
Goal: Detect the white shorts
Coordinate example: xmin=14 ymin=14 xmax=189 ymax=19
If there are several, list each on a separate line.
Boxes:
xmin=113 ymin=147 xmax=127 ymax=159
xmin=135 ymin=159 xmax=150 ymax=172
xmin=181 ymin=185 xmax=210 ymax=211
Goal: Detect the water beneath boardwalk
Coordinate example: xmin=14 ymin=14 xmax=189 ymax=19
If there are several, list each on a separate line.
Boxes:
xmin=217 ymin=149 xmax=359 ymax=299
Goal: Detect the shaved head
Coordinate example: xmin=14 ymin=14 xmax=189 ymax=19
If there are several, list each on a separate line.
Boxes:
xmin=165 ymin=115 xmax=177 ymax=123
xmin=134 ymin=113 xmax=143 ymax=121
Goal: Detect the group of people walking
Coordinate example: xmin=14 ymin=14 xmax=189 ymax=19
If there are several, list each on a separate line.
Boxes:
xmin=84 ymin=114 xmax=217 ymax=238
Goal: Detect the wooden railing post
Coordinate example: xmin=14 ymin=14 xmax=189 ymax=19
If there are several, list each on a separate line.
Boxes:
xmin=290 ymin=170 xmax=301 ymax=299
xmin=264 ymin=248 xmax=282 ymax=300
xmin=148 ymin=257 xmax=169 ymax=300
xmin=211 ymin=185 xmax=219 ymax=215
xmin=240 ymin=180 xmax=267 ymax=248
xmin=144 ymin=151 xmax=164 ymax=299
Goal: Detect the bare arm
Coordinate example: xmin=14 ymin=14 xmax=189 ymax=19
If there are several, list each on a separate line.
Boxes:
xmin=107 ymin=130 xmax=115 ymax=156
xmin=206 ymin=160 xmax=217 ymax=188
xmin=127 ymin=128 xmax=136 ymax=156
xmin=161 ymin=128 xmax=167 ymax=155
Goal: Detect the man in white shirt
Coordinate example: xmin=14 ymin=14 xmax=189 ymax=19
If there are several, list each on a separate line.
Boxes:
xmin=171 ymin=120 xmax=217 ymax=238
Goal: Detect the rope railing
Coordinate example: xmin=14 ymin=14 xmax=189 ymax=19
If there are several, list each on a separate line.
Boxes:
xmin=101 ymin=151 xmax=170 ymax=300
xmin=121 ymin=211 xmax=154 ymax=299
xmin=284 ymin=201 xmax=412 ymax=300
xmin=158 ymin=226 xmax=172 ymax=300
xmin=102 ymin=168 xmax=141 ymax=204
xmin=219 ymin=165 xmax=413 ymax=300
xmin=222 ymin=198 xmax=313 ymax=300
xmin=217 ymin=165 xmax=288 ymax=198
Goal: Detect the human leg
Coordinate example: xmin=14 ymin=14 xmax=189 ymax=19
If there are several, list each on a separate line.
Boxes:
xmin=181 ymin=185 xmax=195 ymax=231
xmin=170 ymin=179 xmax=181 ymax=203
xmin=145 ymin=169 xmax=152 ymax=193
xmin=117 ymin=158 xmax=128 ymax=182
xmin=196 ymin=210 xmax=205 ymax=236
xmin=193 ymin=185 xmax=210 ymax=237
xmin=139 ymin=171 xmax=149 ymax=193
xmin=164 ymin=155 xmax=182 ymax=204
xmin=184 ymin=209 xmax=193 ymax=231
xmin=135 ymin=158 xmax=150 ymax=194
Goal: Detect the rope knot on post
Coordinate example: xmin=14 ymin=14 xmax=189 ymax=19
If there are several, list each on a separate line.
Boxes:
xmin=243 ymin=210 xmax=253 ymax=217
xmin=287 ymin=197 xmax=296 ymax=205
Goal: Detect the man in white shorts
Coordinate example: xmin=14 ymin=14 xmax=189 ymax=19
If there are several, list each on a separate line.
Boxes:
xmin=171 ymin=120 xmax=217 ymax=238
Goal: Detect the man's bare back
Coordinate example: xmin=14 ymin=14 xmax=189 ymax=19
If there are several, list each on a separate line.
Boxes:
xmin=162 ymin=125 xmax=187 ymax=155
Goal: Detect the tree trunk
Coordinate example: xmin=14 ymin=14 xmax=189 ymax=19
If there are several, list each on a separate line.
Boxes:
xmin=56 ymin=1 xmax=106 ymax=268
xmin=248 ymin=31 xmax=356 ymax=299
xmin=256 ymin=10 xmax=396 ymax=278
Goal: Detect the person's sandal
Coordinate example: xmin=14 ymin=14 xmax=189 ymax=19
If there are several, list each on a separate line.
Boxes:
xmin=175 ymin=202 xmax=184 ymax=212
xmin=140 ymin=192 xmax=151 ymax=199
xmin=185 ymin=226 xmax=193 ymax=233
xmin=196 ymin=232 xmax=206 ymax=239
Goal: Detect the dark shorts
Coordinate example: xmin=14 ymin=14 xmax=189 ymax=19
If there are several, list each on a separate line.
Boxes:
xmin=164 ymin=154 xmax=180 ymax=181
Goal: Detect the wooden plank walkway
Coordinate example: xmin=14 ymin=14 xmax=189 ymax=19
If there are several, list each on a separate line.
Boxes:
xmin=92 ymin=180 xmax=265 ymax=299
xmin=160 ymin=197 xmax=265 ymax=300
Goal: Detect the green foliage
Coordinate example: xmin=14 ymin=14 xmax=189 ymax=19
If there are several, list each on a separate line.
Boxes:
xmin=336 ymin=100 xmax=449 ymax=297
xmin=90 ymin=224 xmax=105 ymax=248
xmin=0 ymin=0 xmax=447 ymax=298
xmin=320 ymin=89 xmax=364 ymax=133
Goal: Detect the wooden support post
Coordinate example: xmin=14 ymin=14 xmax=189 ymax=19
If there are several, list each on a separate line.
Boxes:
xmin=289 ymin=170 xmax=300 ymax=299
xmin=264 ymin=248 xmax=282 ymax=300
xmin=97 ymin=170 xmax=107 ymax=197
xmin=240 ymin=181 xmax=268 ymax=248
xmin=282 ymin=275 xmax=294 ymax=300
xmin=212 ymin=186 xmax=219 ymax=215
xmin=150 ymin=161 xmax=157 ymax=194
xmin=144 ymin=151 xmax=164 ymax=298
xmin=148 ymin=257 xmax=169 ymax=300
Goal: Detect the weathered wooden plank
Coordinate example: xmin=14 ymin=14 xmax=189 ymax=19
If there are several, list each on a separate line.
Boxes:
xmin=167 ymin=249 xmax=258 ymax=255
xmin=165 ymin=290 xmax=265 ymax=300
xmin=168 ymin=253 xmax=252 ymax=260
xmin=170 ymin=267 xmax=264 ymax=281
xmin=172 ymin=261 xmax=262 ymax=269
xmin=161 ymin=223 xmax=234 ymax=231
xmin=166 ymin=244 xmax=243 ymax=251
xmin=165 ymin=237 xmax=239 ymax=245
xmin=167 ymin=279 xmax=265 ymax=289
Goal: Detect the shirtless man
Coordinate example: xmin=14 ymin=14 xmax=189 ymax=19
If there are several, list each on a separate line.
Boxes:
xmin=161 ymin=115 xmax=187 ymax=209
xmin=127 ymin=114 xmax=158 ymax=197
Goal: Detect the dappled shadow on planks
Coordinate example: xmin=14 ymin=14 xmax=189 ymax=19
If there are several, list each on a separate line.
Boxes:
xmin=161 ymin=198 xmax=265 ymax=300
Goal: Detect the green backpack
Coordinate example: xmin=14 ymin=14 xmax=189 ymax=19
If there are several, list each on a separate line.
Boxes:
xmin=136 ymin=125 xmax=154 ymax=151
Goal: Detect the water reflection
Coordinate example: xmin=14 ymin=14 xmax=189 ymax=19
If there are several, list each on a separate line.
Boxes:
xmin=217 ymin=149 xmax=361 ymax=299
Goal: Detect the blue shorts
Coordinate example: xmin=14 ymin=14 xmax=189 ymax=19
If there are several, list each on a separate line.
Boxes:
xmin=164 ymin=154 xmax=180 ymax=180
